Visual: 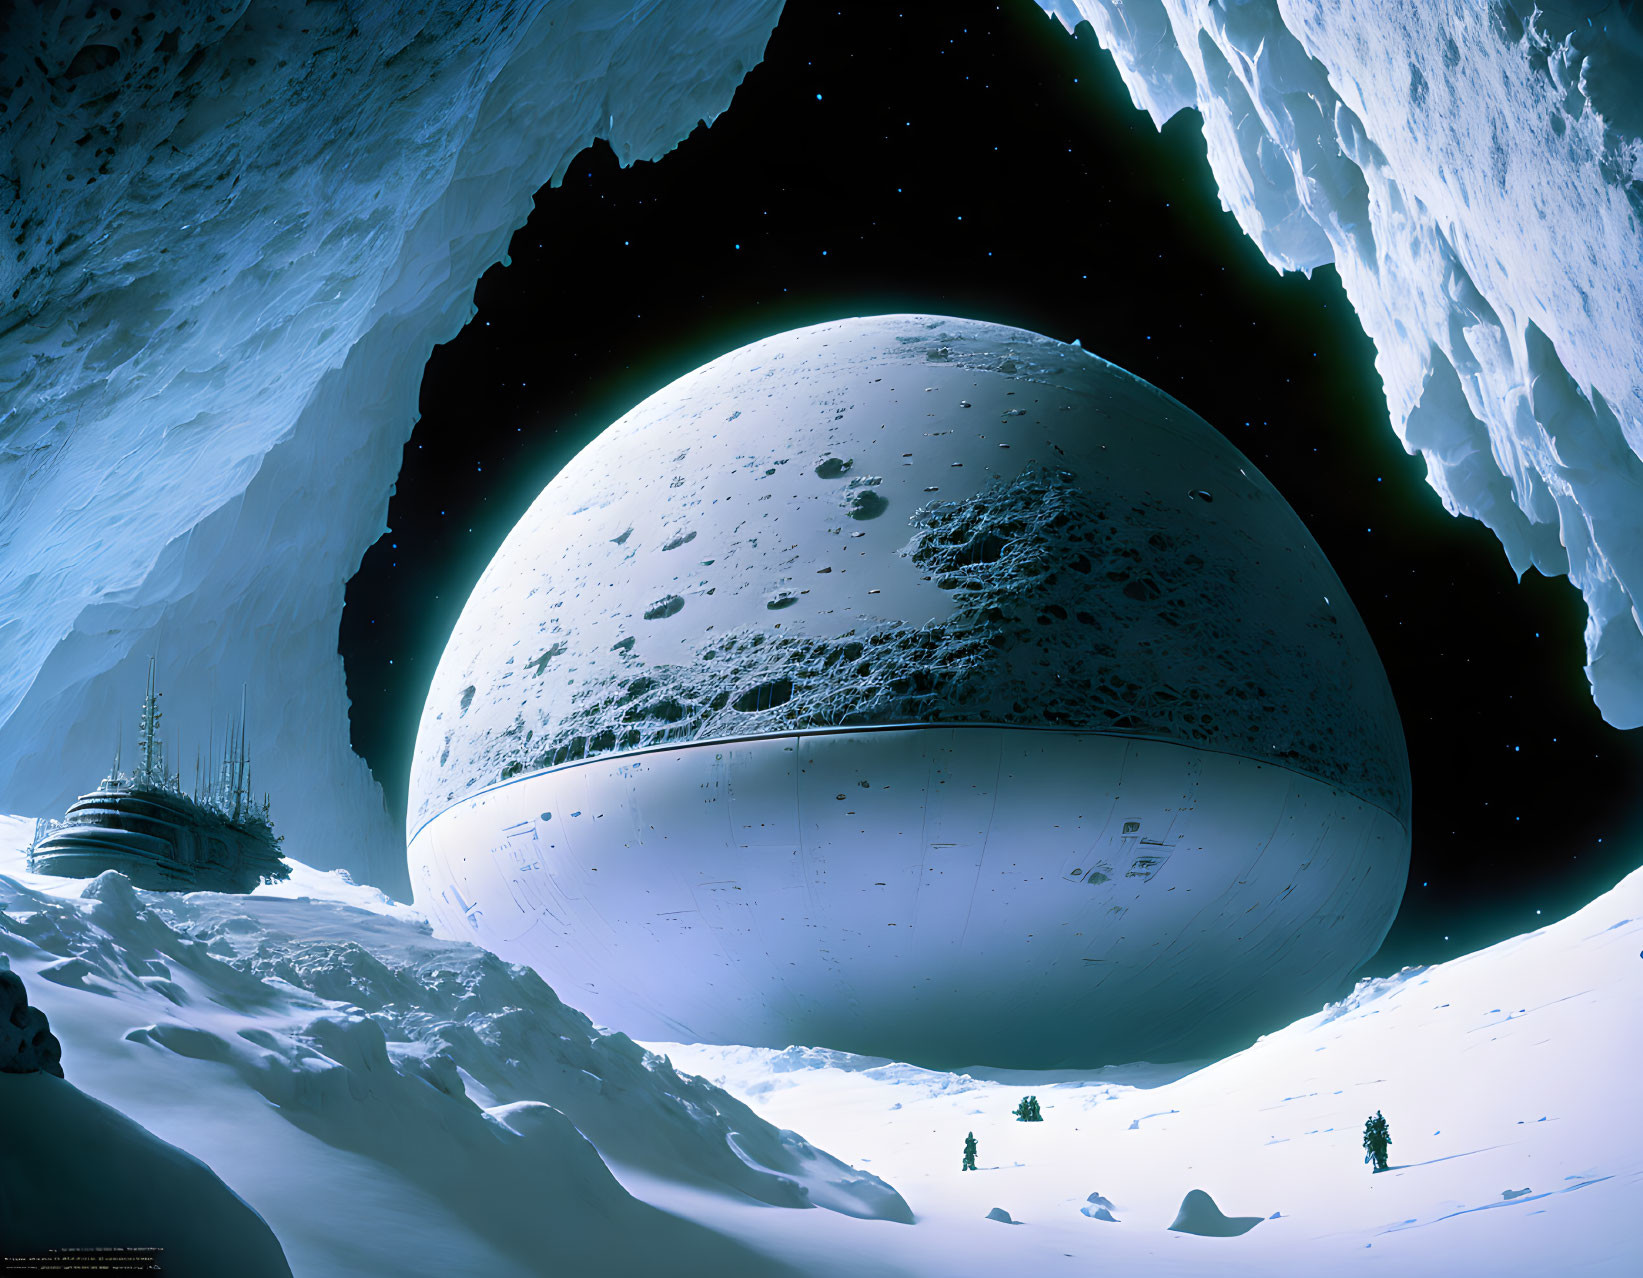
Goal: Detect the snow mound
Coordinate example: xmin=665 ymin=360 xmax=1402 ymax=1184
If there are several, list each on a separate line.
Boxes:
xmin=1045 ymin=1 xmax=1643 ymax=726
xmin=0 ymin=869 xmax=907 ymax=1274
xmin=0 ymin=1072 xmax=292 ymax=1277
xmin=1081 ymin=1191 xmax=1120 ymax=1220
xmin=251 ymin=854 xmax=428 ymax=925
xmin=0 ymin=0 xmax=784 ymax=893
xmin=1168 ymin=1188 xmax=1264 ymax=1237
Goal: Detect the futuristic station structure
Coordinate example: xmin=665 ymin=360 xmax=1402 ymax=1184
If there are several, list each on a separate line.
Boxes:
xmin=407 ymin=315 xmax=1411 ymax=1067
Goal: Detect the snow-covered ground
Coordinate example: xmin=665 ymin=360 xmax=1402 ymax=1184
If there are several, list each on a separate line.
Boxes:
xmin=0 ymin=817 xmax=906 ymax=1277
xmin=656 ymin=859 xmax=1642 ymax=1275
xmin=2 ymin=813 xmax=1637 ymax=1276
xmin=1046 ymin=0 xmax=1643 ymax=726
xmin=4 ymin=1069 xmax=294 ymax=1276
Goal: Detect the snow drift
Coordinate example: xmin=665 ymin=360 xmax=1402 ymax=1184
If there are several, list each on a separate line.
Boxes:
xmin=0 ymin=844 xmax=907 ymax=1276
xmin=0 ymin=0 xmax=783 ymax=894
xmin=1043 ymin=0 xmax=1643 ymax=727
xmin=2 ymin=814 xmax=1635 ymax=1275
xmin=2 ymin=1072 xmax=294 ymax=1277
xmin=659 ymin=859 xmax=1643 ymax=1275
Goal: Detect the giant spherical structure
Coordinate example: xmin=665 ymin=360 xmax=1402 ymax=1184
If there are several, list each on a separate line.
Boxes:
xmin=408 ymin=314 xmax=1410 ymax=1067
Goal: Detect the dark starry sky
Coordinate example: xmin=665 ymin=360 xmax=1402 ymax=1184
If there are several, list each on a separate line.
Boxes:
xmin=340 ymin=0 xmax=1643 ymax=975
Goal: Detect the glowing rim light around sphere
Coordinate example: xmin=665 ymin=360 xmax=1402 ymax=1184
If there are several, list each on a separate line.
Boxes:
xmin=407 ymin=314 xmax=1410 ymax=1068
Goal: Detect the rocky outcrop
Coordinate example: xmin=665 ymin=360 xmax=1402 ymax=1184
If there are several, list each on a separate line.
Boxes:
xmin=1 ymin=966 xmax=63 ymax=1077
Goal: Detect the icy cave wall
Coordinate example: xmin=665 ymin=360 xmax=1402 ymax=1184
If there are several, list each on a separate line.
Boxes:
xmin=0 ymin=0 xmax=782 ymax=894
xmin=1043 ymin=0 xmax=1643 ymax=727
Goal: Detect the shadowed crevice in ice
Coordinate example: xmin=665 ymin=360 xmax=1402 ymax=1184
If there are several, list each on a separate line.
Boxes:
xmin=0 ymin=966 xmax=64 ymax=1077
xmin=1 ymin=1072 xmax=293 ymax=1274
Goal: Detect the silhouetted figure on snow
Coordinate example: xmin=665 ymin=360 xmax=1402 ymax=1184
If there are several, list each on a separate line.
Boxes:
xmin=962 ymin=1132 xmax=978 ymax=1172
xmin=1362 ymin=1111 xmax=1391 ymax=1172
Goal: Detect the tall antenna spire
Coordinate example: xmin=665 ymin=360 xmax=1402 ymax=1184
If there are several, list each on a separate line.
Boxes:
xmin=138 ymin=656 xmax=162 ymax=786
xmin=218 ymin=717 xmax=230 ymax=811
xmin=229 ymin=685 xmax=249 ymax=822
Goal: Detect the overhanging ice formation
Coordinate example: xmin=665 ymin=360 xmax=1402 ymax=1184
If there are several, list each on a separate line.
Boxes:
xmin=0 ymin=0 xmax=782 ymax=891
xmin=1044 ymin=0 xmax=1643 ymax=724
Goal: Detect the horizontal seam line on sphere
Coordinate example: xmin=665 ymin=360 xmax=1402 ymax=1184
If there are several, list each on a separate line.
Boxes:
xmin=408 ymin=720 xmax=1408 ymax=844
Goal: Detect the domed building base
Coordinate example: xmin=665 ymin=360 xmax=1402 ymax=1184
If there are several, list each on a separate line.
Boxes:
xmin=409 ymin=314 xmax=1411 ymax=1067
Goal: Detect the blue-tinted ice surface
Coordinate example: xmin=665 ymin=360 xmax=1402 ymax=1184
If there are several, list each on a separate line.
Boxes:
xmin=1044 ymin=0 xmax=1643 ymax=726
xmin=0 ymin=0 xmax=784 ymax=891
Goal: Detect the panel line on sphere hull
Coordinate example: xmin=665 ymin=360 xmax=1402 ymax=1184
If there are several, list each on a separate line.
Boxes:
xmin=408 ymin=717 xmax=1407 ymax=846
xmin=409 ymin=724 xmax=1407 ymax=1068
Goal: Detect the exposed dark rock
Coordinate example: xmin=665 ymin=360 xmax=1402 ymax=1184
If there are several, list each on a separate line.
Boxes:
xmin=1 ymin=968 xmax=64 ymax=1078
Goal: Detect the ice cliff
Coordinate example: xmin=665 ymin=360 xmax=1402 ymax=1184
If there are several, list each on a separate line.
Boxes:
xmin=1043 ymin=0 xmax=1643 ymax=726
xmin=0 ymin=0 xmax=782 ymax=893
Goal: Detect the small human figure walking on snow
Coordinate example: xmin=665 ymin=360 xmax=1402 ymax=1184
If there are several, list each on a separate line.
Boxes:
xmin=1362 ymin=1110 xmax=1391 ymax=1173
xmin=962 ymin=1131 xmax=978 ymax=1172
